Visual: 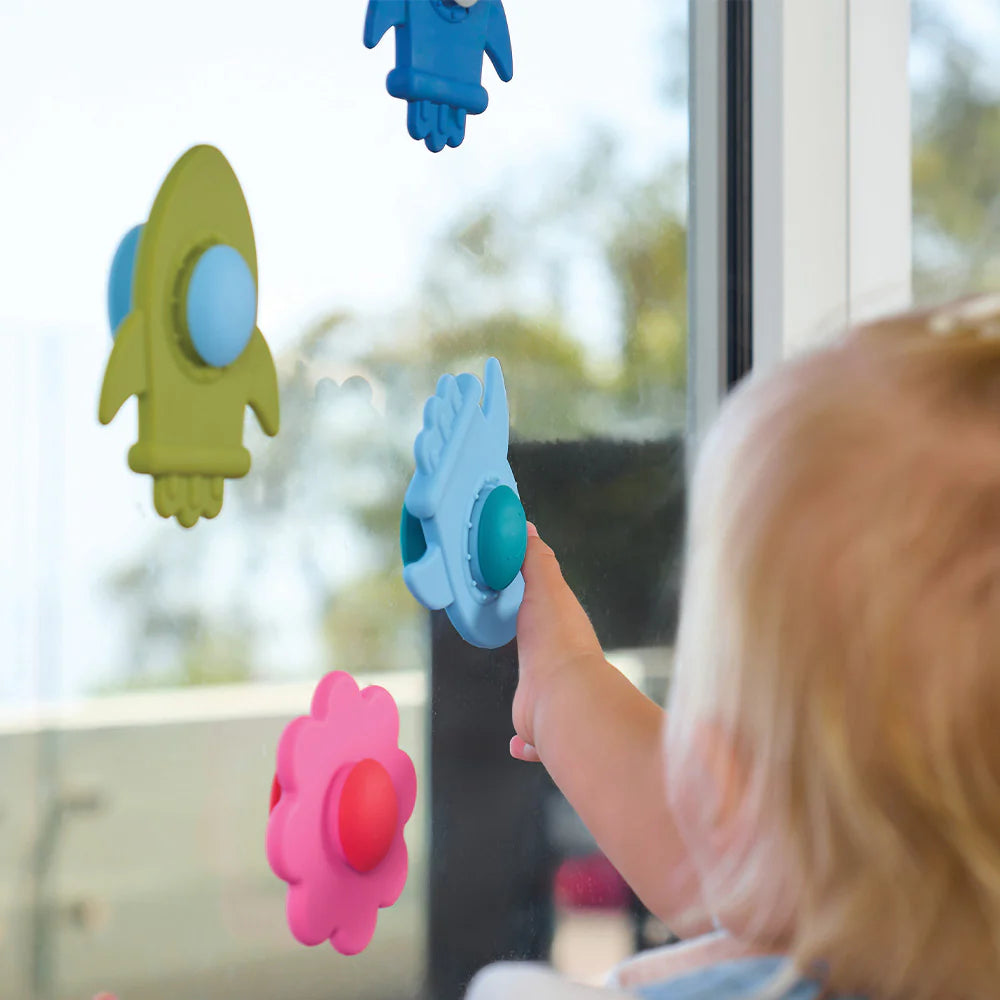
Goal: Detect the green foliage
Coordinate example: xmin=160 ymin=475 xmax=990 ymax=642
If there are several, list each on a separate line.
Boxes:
xmin=99 ymin=141 xmax=690 ymax=692
xmin=362 ymin=312 xmax=593 ymax=440
xmin=321 ymin=572 xmax=424 ymax=676
xmin=912 ymin=2 xmax=1000 ymax=299
xmin=606 ymin=171 xmax=688 ymax=401
xmin=98 ymin=3 xmax=1000 ymax=693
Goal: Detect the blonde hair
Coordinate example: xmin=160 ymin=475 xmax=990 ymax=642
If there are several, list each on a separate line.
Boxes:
xmin=667 ymin=296 xmax=1000 ymax=999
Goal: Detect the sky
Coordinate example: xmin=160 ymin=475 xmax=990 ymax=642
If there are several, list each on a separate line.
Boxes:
xmin=1 ymin=0 xmax=998 ymax=707
xmin=0 ymin=0 xmax=685 ymax=348
xmin=0 ymin=0 xmax=684 ymax=705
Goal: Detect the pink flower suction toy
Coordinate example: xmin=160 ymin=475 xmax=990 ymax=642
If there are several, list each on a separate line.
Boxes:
xmin=266 ymin=671 xmax=417 ymax=955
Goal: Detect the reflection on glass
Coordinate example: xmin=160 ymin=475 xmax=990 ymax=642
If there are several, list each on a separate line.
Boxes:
xmin=1 ymin=1 xmax=689 ymax=998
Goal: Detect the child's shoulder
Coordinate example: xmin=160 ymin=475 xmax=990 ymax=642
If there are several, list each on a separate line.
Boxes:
xmin=630 ymin=956 xmax=822 ymax=1000
xmin=466 ymin=956 xmax=858 ymax=1000
xmin=466 ymin=962 xmax=634 ymax=1000
xmin=609 ymin=936 xmax=830 ymax=1000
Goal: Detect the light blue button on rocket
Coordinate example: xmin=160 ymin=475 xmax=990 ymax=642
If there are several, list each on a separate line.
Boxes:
xmin=186 ymin=244 xmax=257 ymax=368
xmin=400 ymin=357 xmax=527 ymax=649
xmin=109 ymin=228 xmax=256 ymax=370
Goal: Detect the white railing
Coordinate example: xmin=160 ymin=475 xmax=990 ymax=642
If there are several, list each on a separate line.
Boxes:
xmin=0 ymin=673 xmax=429 ymax=1000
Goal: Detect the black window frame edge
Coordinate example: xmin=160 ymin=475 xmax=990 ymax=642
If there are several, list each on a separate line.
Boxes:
xmin=725 ymin=0 xmax=754 ymax=388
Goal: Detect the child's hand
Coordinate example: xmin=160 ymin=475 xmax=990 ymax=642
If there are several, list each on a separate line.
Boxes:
xmin=511 ymin=523 xmax=606 ymax=763
xmin=508 ymin=524 xmax=705 ymax=931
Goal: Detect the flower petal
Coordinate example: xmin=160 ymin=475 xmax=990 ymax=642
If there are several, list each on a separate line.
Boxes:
xmin=331 ymin=901 xmax=379 ymax=956
xmin=360 ymin=684 xmax=401 ymax=746
xmin=311 ymin=671 xmax=358 ymax=720
xmin=386 ymin=747 xmax=418 ymax=823
xmin=377 ymin=840 xmax=409 ymax=908
xmin=287 ymin=865 xmax=343 ymax=946
xmin=265 ymin=795 xmax=295 ymax=881
xmin=275 ymin=715 xmax=310 ymax=792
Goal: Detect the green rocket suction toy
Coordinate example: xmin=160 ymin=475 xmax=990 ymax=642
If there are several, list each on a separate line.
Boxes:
xmin=100 ymin=145 xmax=280 ymax=527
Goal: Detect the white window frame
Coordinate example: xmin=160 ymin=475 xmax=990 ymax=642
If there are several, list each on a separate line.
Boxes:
xmin=689 ymin=0 xmax=913 ymax=443
xmin=687 ymin=0 xmax=727 ymax=453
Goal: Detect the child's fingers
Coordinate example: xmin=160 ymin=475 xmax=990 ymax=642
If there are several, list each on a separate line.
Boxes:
xmin=519 ymin=528 xmax=571 ymax=609
xmin=518 ymin=524 xmax=601 ymax=653
xmin=509 ymin=735 xmax=541 ymax=763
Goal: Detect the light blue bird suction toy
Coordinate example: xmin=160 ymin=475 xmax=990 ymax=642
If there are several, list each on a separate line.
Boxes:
xmin=400 ymin=358 xmax=527 ymax=649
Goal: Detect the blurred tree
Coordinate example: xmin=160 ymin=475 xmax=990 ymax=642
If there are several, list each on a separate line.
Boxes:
xmin=607 ymin=170 xmax=688 ymax=407
xmin=101 ymin=138 xmax=689 ymax=690
xmin=96 ymin=0 xmax=697 ymax=692
xmin=104 ymin=1 xmax=1000 ymax=692
xmin=912 ymin=0 xmax=1000 ymax=300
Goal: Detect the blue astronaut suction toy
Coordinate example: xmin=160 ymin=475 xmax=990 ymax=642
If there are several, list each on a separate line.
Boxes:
xmin=364 ymin=0 xmax=513 ymax=152
xmin=401 ymin=358 xmax=527 ymax=649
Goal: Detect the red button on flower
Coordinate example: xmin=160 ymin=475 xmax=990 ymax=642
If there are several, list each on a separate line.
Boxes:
xmin=336 ymin=759 xmax=399 ymax=873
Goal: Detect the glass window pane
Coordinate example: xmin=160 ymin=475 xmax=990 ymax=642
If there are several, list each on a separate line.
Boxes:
xmin=0 ymin=2 xmax=690 ymax=997
xmin=911 ymin=0 xmax=1000 ymax=302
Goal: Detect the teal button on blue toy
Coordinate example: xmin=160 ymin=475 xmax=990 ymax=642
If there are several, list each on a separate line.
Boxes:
xmin=400 ymin=358 xmax=526 ymax=649
xmin=472 ymin=484 xmax=527 ymax=593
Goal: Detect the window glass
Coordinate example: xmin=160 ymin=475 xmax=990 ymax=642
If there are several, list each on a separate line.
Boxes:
xmin=911 ymin=0 xmax=1000 ymax=302
xmin=0 ymin=2 xmax=689 ymax=997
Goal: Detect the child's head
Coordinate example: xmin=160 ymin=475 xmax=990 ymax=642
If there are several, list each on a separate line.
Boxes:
xmin=666 ymin=296 xmax=1000 ymax=999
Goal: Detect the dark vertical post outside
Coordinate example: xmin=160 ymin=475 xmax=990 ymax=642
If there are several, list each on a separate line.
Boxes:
xmin=426 ymin=0 xmax=754 ymax=993
xmin=425 ymin=440 xmax=686 ymax=999
xmin=426 ymin=613 xmax=555 ymax=1000
xmin=726 ymin=0 xmax=754 ymax=387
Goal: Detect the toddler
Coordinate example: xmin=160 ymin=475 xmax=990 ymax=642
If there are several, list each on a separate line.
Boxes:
xmin=470 ymin=297 xmax=1000 ymax=1000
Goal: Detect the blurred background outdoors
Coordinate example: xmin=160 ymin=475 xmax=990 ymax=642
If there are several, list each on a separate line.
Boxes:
xmin=0 ymin=0 xmax=998 ymax=997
